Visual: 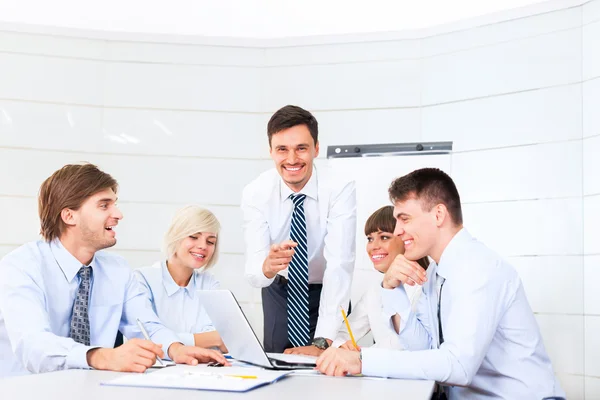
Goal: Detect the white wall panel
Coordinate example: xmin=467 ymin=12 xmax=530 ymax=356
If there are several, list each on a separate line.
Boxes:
xmin=0 ymin=100 xmax=104 ymax=151
xmin=584 ymin=195 xmax=600 ymax=255
xmin=510 ymin=256 xmax=583 ymax=315
xmin=584 ymin=135 xmax=600 ymax=196
xmin=422 ymin=84 xmax=582 ymax=151
xmin=422 ymin=7 xmax=582 ymax=56
xmin=0 ymin=197 xmax=41 ymax=245
xmin=585 ymin=256 xmax=600 ymax=315
xmin=314 ymin=108 xmax=421 ymax=155
xmin=583 ymin=79 xmax=600 ymax=138
xmin=263 ymin=60 xmax=421 ymax=111
xmin=583 ymin=20 xmax=600 ymax=80
xmin=453 ymin=141 xmax=582 ymax=203
xmin=0 ymin=31 xmax=106 ymax=59
xmin=0 ymin=53 xmax=105 ymax=105
xmin=0 ymin=148 xmax=272 ymax=206
xmin=537 ymin=314 xmax=584 ymax=375
xmin=584 ymin=0 xmax=600 ymax=25
xmin=422 ymin=28 xmax=582 ymax=105
xmin=586 ymin=316 xmax=600 ymax=376
xmin=586 ymin=377 xmax=600 ymax=398
xmin=101 ymin=108 xmax=267 ymax=159
xmin=265 ymin=39 xmax=421 ymax=66
xmin=103 ymin=62 xmax=262 ymax=112
xmin=105 ymin=42 xmax=264 ymax=66
xmin=463 ymin=198 xmax=582 ymax=257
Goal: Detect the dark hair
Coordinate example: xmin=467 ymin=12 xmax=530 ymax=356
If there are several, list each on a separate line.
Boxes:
xmin=38 ymin=163 xmax=118 ymax=242
xmin=267 ymin=105 xmax=318 ymax=146
xmin=388 ymin=168 xmax=463 ymax=226
xmin=365 ymin=205 xmax=430 ymax=270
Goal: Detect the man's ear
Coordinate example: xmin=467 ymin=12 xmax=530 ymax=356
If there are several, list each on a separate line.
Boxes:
xmin=434 ymin=204 xmax=448 ymax=227
xmin=60 ymin=208 xmax=77 ymax=227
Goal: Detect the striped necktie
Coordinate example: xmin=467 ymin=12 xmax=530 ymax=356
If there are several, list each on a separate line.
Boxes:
xmin=70 ymin=266 xmax=92 ymax=346
xmin=287 ymin=193 xmax=310 ymax=347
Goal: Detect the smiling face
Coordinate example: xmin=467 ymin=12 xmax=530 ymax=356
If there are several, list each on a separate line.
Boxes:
xmin=269 ymin=124 xmax=319 ymax=192
xmin=393 ymin=196 xmax=440 ymax=262
xmin=70 ymin=188 xmax=122 ymax=251
xmin=173 ymin=232 xmax=217 ymax=270
xmin=366 ymin=230 xmax=405 ymax=273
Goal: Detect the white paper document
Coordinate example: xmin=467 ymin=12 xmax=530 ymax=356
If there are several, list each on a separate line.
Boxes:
xmin=102 ymin=365 xmax=292 ymax=392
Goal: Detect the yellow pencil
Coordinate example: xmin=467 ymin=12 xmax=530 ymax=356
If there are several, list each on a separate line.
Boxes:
xmin=340 ymin=306 xmax=358 ymax=350
xmin=226 ymin=375 xmax=258 ymax=379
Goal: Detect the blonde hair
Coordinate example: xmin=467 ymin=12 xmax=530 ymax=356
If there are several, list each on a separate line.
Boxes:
xmin=163 ymin=205 xmax=221 ymax=270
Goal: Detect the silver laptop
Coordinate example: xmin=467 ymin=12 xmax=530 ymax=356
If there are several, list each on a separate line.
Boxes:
xmin=196 ymin=290 xmax=317 ymax=370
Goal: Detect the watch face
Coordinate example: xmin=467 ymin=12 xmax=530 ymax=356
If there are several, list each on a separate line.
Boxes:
xmin=313 ymin=338 xmax=328 ymax=349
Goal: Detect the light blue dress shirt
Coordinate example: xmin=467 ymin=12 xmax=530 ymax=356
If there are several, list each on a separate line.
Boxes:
xmin=362 ymin=229 xmax=565 ymax=399
xmin=0 ymin=240 xmax=181 ymax=377
xmin=134 ymin=261 xmax=220 ymax=347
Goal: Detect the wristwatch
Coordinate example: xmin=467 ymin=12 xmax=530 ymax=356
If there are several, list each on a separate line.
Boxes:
xmin=312 ymin=337 xmax=330 ymax=350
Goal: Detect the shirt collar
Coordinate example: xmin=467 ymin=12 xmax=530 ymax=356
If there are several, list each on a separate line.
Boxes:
xmin=161 ymin=260 xmax=197 ymax=297
xmin=279 ymin=166 xmax=319 ymax=203
xmin=435 ymin=228 xmax=471 ymax=280
xmin=49 ymin=239 xmax=96 ymax=283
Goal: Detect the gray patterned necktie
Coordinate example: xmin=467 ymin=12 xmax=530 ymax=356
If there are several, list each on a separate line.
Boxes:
xmin=70 ymin=266 xmax=92 ymax=346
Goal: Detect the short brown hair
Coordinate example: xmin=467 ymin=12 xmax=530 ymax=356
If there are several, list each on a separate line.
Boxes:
xmin=365 ymin=205 xmax=430 ymax=270
xmin=388 ymin=168 xmax=463 ymax=226
xmin=38 ymin=163 xmax=118 ymax=242
xmin=267 ymin=105 xmax=318 ymax=146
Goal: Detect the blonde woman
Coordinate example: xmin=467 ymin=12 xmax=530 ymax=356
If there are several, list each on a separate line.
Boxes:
xmin=135 ymin=205 xmax=227 ymax=351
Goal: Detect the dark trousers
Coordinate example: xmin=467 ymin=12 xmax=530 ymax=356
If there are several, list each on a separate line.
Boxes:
xmin=262 ymin=275 xmax=322 ymax=353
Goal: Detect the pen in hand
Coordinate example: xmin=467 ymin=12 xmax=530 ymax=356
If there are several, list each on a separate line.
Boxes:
xmin=136 ymin=318 xmax=165 ymax=366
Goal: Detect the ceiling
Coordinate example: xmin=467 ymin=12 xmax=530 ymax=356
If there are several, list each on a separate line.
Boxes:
xmin=0 ymin=0 xmax=549 ymax=38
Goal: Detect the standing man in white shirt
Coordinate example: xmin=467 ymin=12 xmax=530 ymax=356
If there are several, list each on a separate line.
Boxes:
xmin=242 ymin=105 xmax=356 ymax=355
xmin=315 ymin=168 xmax=565 ymax=400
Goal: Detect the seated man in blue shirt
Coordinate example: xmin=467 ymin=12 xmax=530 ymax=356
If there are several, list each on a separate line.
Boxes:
xmin=0 ymin=163 xmax=228 ymax=377
xmin=315 ymin=168 xmax=565 ymax=399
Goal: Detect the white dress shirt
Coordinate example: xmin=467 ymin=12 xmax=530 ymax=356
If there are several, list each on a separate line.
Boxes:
xmin=362 ymin=229 xmax=565 ymax=399
xmin=134 ymin=261 xmax=219 ymax=347
xmin=332 ymin=279 xmax=422 ymax=349
xmin=0 ymin=240 xmax=181 ymax=377
xmin=241 ymin=166 xmax=356 ymax=339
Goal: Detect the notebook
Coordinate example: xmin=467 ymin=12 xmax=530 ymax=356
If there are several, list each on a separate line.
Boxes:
xmin=102 ymin=366 xmax=292 ymax=392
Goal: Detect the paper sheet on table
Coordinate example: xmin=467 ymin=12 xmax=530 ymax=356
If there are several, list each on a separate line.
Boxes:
xmin=101 ymin=366 xmax=291 ymax=392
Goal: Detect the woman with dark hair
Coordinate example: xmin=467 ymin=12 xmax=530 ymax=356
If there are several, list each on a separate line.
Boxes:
xmin=332 ymin=205 xmax=429 ymax=350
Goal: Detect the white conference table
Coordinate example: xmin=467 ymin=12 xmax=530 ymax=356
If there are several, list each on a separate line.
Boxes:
xmin=0 ymin=366 xmax=435 ymax=400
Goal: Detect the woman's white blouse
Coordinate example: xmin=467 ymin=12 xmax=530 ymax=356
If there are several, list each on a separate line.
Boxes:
xmin=332 ymin=279 xmax=422 ymax=349
xmin=134 ymin=261 xmax=220 ymax=346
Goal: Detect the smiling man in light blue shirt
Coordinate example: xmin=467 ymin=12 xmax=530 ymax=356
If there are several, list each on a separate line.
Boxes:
xmin=316 ymin=168 xmax=565 ymax=400
xmin=0 ymin=163 xmax=227 ymax=377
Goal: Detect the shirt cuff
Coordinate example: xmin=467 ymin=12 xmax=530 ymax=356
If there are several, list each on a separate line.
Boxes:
xmin=381 ymin=285 xmax=411 ymax=319
xmin=178 ymin=332 xmax=195 ymax=347
xmin=361 ymin=347 xmax=395 ymax=378
xmin=150 ymin=329 xmax=182 ymax=360
xmin=66 ymin=344 xmax=96 ymax=370
xmin=315 ymin=318 xmax=341 ymax=341
xmin=246 ymin=270 xmax=276 ymax=288
xmin=331 ymin=338 xmax=345 ymax=348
